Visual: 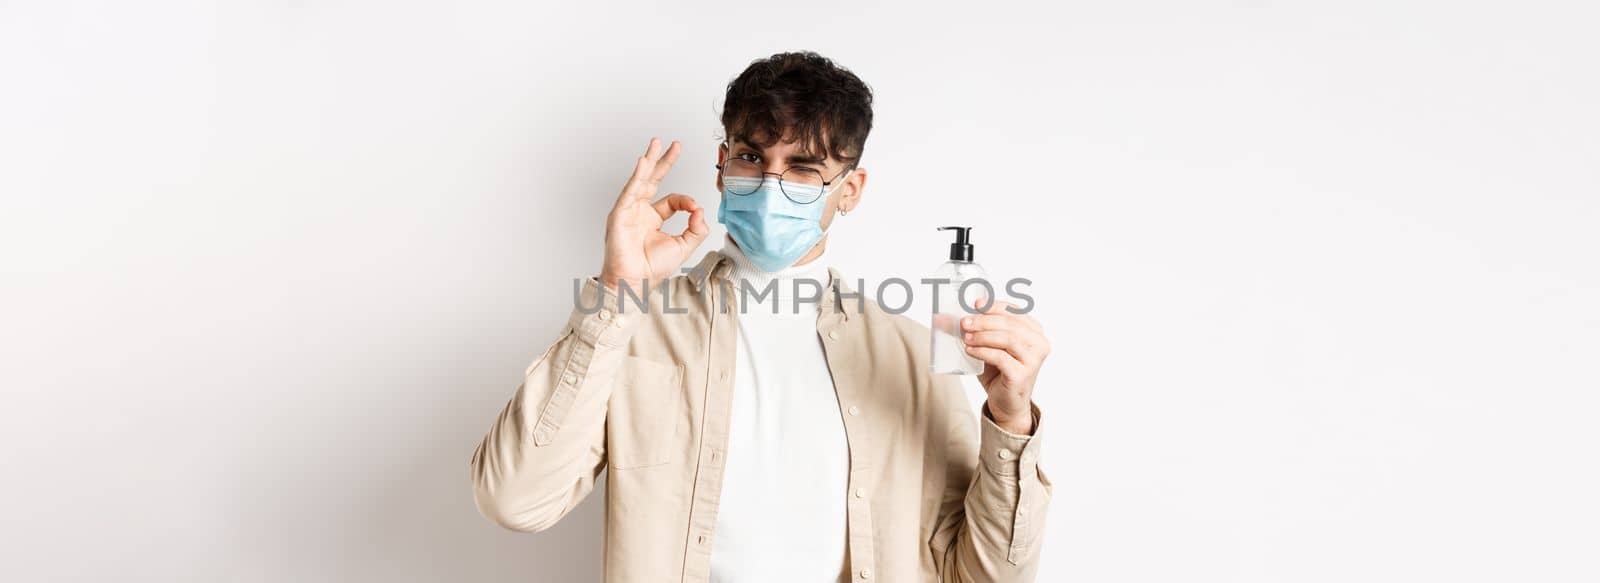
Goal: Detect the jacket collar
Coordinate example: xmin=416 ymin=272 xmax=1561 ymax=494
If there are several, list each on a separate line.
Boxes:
xmin=818 ymin=266 xmax=853 ymax=321
xmin=687 ymin=250 xmax=732 ymax=293
xmin=688 ymin=251 xmax=854 ymax=322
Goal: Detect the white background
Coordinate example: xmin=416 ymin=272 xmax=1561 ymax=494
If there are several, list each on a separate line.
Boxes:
xmin=3 ymin=1 xmax=1597 ymax=581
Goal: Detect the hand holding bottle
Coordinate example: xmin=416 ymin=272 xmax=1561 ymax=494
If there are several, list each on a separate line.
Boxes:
xmin=599 ymin=137 xmax=710 ymax=293
xmin=961 ymin=297 xmax=1051 ymax=436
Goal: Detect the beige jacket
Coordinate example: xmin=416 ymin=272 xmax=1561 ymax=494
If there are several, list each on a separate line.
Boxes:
xmin=470 ymin=250 xmax=1052 ymax=582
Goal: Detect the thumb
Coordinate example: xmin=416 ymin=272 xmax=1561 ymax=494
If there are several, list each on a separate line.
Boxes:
xmin=979 ymin=359 xmax=999 ymax=386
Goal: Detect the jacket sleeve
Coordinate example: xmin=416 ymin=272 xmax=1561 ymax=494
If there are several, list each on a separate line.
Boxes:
xmin=470 ymin=277 xmax=642 ymax=532
xmin=930 ymin=374 xmax=1052 ymax=582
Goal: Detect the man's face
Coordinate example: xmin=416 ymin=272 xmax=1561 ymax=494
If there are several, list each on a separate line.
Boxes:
xmin=715 ymin=135 xmax=865 ymax=232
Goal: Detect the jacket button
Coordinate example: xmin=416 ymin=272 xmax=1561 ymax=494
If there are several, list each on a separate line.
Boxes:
xmin=598 ymin=309 xmax=612 ymax=321
xmin=860 ymin=569 xmax=872 ymax=579
xmin=847 ymin=406 xmax=860 ymax=416
xmin=828 ymin=330 xmax=840 ymax=341
xmin=854 ymin=488 xmax=866 ymax=498
xmin=562 ymin=373 xmax=577 ymax=385
xmin=998 ymin=449 xmax=1013 ymax=460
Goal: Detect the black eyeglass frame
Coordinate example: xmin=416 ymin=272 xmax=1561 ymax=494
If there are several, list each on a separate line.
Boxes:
xmin=714 ymin=156 xmax=854 ymax=205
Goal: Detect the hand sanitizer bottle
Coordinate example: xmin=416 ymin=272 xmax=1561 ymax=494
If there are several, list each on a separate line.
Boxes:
xmin=930 ymin=226 xmax=987 ymax=375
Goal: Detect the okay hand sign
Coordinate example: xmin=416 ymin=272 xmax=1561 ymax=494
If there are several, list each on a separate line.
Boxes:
xmin=599 ymin=138 xmax=710 ymax=292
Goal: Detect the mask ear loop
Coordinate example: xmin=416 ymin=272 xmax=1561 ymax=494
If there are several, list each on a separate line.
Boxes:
xmin=816 ymin=172 xmax=853 ymax=236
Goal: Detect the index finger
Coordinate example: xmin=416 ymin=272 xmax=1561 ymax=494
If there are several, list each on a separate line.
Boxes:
xmin=971 ymin=297 xmax=1042 ymax=332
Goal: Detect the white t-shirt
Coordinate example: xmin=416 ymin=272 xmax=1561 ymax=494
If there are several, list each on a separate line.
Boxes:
xmin=708 ymin=237 xmax=851 ymax=583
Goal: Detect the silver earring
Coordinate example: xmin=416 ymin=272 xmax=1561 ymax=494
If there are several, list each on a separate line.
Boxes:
xmin=840 ymin=209 xmax=849 ymax=217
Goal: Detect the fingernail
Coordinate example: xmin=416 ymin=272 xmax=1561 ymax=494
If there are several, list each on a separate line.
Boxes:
xmin=963 ymin=333 xmax=973 ymax=341
xmin=963 ymin=317 xmax=974 ymax=327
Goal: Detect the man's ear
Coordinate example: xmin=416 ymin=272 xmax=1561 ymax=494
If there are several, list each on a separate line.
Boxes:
xmin=714 ymin=142 xmax=728 ymax=192
xmin=839 ymin=167 xmax=867 ymax=213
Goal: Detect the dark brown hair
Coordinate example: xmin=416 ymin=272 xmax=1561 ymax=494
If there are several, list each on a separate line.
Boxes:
xmin=720 ymin=51 xmax=874 ymax=168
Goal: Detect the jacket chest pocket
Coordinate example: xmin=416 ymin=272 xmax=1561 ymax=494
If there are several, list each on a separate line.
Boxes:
xmin=609 ymin=356 xmax=687 ymax=470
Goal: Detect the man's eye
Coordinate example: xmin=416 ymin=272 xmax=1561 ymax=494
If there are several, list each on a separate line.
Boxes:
xmin=736 ymin=152 xmax=760 ymax=163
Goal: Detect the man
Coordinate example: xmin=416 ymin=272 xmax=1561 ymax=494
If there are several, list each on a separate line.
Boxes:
xmin=471 ymin=51 xmax=1054 ymax=582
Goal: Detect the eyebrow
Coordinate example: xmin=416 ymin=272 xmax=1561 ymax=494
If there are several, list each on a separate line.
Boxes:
xmin=785 ymin=152 xmax=827 ymax=166
xmin=733 ymin=139 xmax=827 ymax=166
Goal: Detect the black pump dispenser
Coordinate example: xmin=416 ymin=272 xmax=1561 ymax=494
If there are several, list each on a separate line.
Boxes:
xmin=938 ymin=226 xmax=974 ymax=262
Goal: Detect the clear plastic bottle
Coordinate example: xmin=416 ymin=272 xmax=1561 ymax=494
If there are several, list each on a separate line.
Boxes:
xmin=930 ymin=226 xmax=987 ymax=375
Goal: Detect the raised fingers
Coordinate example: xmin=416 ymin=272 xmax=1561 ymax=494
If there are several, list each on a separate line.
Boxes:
xmin=619 ymin=137 xmax=669 ymax=203
xmin=648 ymin=140 xmax=682 ymax=184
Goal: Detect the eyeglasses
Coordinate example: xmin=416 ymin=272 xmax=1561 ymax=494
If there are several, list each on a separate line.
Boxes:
xmin=715 ymin=156 xmax=853 ymax=205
